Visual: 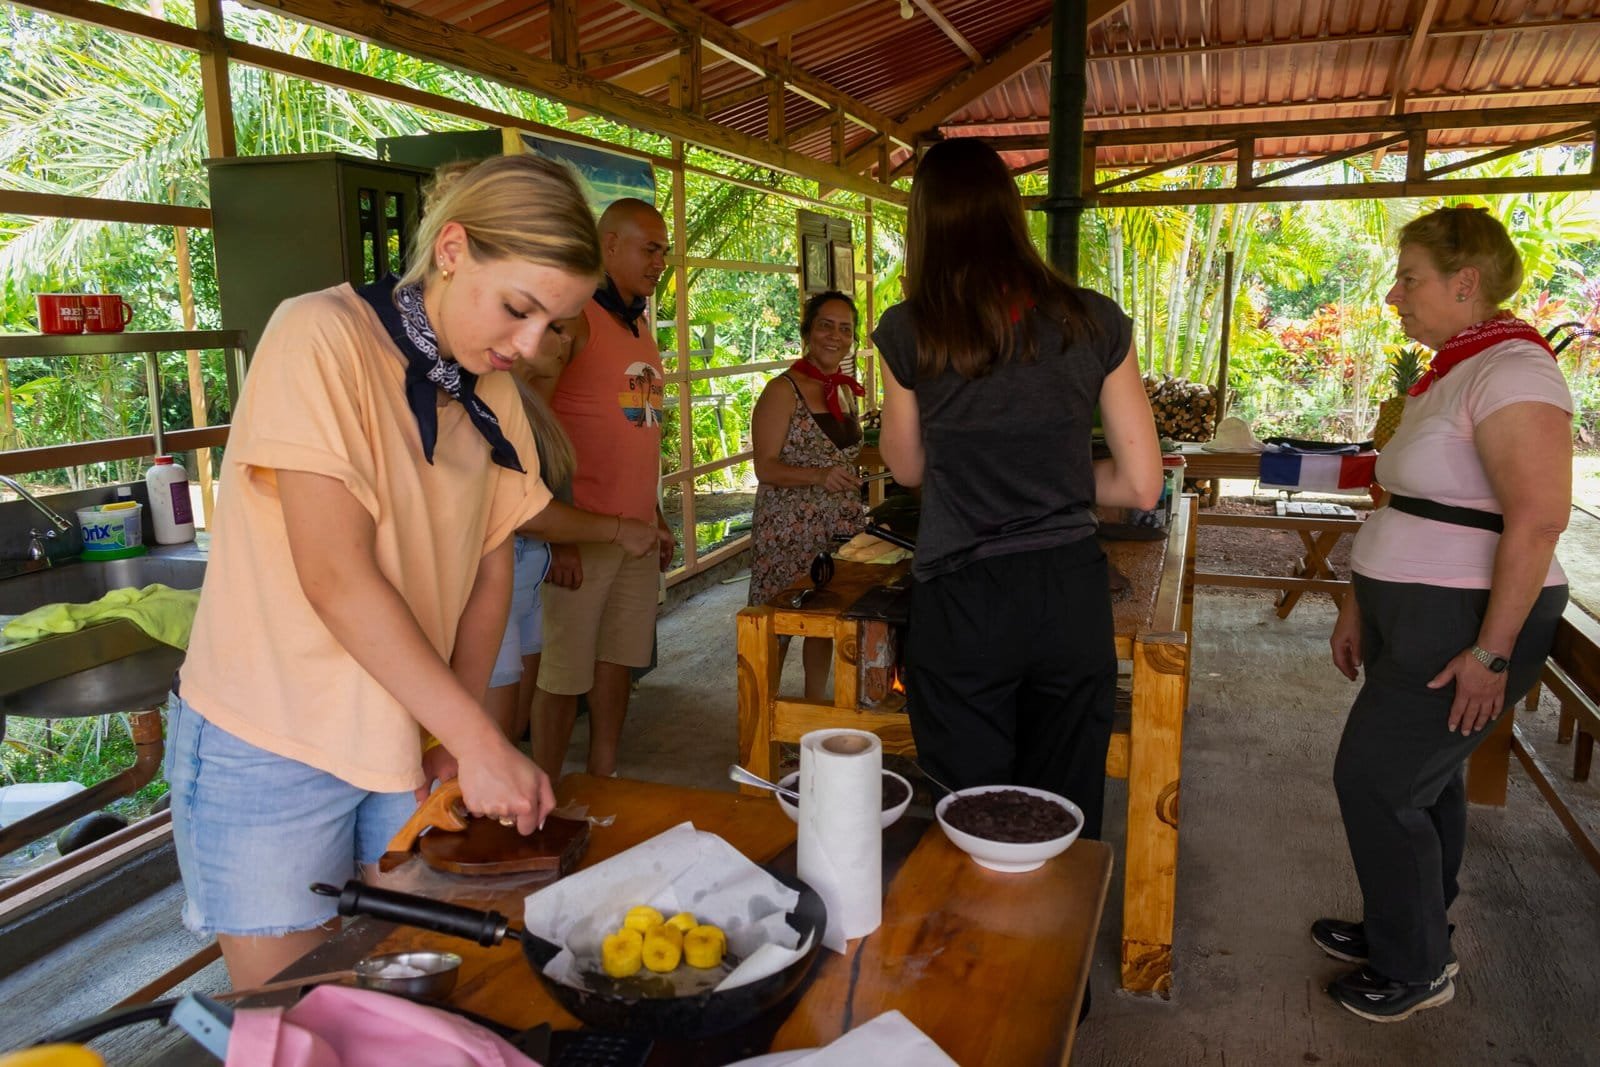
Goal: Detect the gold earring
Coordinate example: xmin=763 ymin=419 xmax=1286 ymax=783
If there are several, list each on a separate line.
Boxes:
xmin=1456 ymin=293 xmax=1466 ymax=302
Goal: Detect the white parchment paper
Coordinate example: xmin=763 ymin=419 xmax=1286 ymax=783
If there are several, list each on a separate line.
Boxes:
xmin=522 ymin=822 xmax=810 ymax=993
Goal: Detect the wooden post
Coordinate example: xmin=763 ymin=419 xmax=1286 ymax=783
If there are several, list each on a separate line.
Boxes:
xmin=194 ymin=0 xmax=236 ymax=158
xmin=736 ymin=606 xmax=782 ymax=790
xmin=667 ymin=74 xmax=695 ymax=573
xmin=1466 ymin=706 xmax=1516 ymax=807
xmin=1121 ymin=632 xmax=1189 ymax=996
xmin=174 ymin=224 xmax=216 ymax=528
xmin=863 ymin=201 xmax=876 ymax=409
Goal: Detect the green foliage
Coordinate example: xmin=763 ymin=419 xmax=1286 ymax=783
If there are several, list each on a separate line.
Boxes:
xmin=1 ymin=713 xmax=168 ymax=821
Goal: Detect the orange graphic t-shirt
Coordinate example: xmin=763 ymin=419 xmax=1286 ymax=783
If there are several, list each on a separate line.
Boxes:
xmin=552 ymin=300 xmax=664 ymax=523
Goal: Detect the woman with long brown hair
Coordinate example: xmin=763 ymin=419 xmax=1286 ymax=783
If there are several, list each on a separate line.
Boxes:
xmin=875 ymin=138 xmax=1161 ymax=841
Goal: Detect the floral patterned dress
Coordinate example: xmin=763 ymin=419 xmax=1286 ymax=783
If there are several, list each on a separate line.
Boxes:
xmin=748 ymin=376 xmax=868 ymax=607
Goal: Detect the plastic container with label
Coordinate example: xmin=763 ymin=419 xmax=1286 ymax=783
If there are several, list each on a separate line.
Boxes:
xmin=145 ymin=455 xmax=196 ymax=545
xmin=76 ymin=502 xmax=146 ymax=560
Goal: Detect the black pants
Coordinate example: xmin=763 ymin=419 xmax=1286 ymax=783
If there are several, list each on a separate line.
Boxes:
xmin=1334 ymin=575 xmax=1566 ymax=982
xmin=904 ymin=538 xmax=1117 ymax=839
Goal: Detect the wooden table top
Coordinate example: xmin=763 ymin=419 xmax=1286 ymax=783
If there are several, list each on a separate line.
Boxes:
xmin=770 ymin=528 xmax=1180 ymax=644
xmin=261 ymin=775 xmax=1112 ymax=1066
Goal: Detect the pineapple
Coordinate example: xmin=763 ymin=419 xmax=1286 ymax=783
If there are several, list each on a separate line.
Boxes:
xmin=1373 ymin=346 xmax=1425 ymax=450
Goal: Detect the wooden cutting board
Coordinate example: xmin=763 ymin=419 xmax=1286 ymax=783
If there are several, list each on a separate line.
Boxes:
xmin=380 ymin=779 xmax=589 ymax=877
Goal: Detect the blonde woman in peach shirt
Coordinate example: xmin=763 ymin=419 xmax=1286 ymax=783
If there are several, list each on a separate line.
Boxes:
xmin=168 ymin=156 xmax=600 ymax=988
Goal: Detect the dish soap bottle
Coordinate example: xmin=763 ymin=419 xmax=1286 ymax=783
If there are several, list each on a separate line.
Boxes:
xmin=145 ymin=455 xmax=196 ymax=544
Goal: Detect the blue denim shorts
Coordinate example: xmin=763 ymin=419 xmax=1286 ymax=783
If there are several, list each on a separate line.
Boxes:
xmin=163 ymin=693 xmax=415 ymax=937
xmin=490 ymin=535 xmax=552 ymax=687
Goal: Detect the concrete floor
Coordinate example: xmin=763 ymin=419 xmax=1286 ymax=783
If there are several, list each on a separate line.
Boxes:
xmin=5 ymin=566 xmax=1599 ymax=1064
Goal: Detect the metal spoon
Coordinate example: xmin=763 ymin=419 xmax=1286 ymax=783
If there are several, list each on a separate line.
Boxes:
xmin=915 ymin=761 xmax=959 ymax=797
xmin=788 ymin=549 xmax=836 ymax=607
xmin=728 ymin=763 xmax=800 ymax=802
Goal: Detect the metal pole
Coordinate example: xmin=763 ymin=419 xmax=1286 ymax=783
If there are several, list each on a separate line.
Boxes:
xmin=1043 ymin=0 xmax=1089 ymax=283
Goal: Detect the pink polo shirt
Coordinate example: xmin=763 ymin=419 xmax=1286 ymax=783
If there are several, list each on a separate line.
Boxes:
xmin=1351 ymin=339 xmax=1571 ymax=589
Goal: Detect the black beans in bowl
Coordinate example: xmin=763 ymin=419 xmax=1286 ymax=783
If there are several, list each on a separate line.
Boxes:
xmin=943 ymin=789 xmax=1078 ymax=843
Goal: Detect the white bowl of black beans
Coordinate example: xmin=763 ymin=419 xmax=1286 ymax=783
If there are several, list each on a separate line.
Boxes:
xmin=776 ymin=769 xmax=912 ymax=829
xmin=934 ymin=785 xmax=1083 ymax=872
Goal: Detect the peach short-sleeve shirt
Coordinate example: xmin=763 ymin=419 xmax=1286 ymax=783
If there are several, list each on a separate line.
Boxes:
xmin=180 ymin=285 xmax=551 ymax=793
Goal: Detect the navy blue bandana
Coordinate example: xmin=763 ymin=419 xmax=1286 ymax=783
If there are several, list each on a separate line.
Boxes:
xmin=356 ymin=276 xmax=523 ymax=473
xmin=592 ymin=274 xmax=648 ymax=337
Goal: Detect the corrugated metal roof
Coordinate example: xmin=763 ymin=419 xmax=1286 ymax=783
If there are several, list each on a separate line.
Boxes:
xmin=375 ymin=0 xmax=1600 ymax=176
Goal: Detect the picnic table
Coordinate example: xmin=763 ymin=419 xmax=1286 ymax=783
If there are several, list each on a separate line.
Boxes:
xmin=737 ymin=497 xmax=1196 ymax=994
xmin=166 ymin=775 xmax=1110 ymax=1066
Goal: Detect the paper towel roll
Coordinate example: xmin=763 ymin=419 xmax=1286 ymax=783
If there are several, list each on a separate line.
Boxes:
xmin=796 ymin=728 xmax=883 ymax=951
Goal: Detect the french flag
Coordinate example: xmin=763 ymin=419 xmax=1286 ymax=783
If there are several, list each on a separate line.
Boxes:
xmin=1258 ymin=450 xmax=1378 ymax=491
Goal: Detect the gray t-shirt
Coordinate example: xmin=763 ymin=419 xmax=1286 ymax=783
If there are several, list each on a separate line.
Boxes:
xmin=872 ymin=289 xmax=1132 ymax=581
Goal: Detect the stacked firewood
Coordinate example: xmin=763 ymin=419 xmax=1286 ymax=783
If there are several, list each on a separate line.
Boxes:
xmin=1143 ymin=375 xmax=1218 ymax=441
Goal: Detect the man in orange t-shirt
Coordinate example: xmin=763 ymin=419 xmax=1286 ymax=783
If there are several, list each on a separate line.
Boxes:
xmin=533 ymin=198 xmax=676 ymax=777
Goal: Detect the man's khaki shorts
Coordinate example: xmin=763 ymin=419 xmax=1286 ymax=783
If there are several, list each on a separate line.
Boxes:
xmin=537 ymin=542 xmax=659 ymax=694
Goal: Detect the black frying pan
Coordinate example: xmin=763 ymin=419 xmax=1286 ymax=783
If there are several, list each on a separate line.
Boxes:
xmin=310 ymin=875 xmax=827 ymax=1039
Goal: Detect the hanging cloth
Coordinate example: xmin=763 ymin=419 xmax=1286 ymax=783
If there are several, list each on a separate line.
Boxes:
xmin=355 ymin=276 xmax=523 ymax=473
xmin=1409 ymin=313 xmax=1556 ymax=397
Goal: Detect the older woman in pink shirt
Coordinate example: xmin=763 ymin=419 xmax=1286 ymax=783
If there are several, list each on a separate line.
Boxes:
xmin=1317 ymin=206 xmax=1570 ymax=1022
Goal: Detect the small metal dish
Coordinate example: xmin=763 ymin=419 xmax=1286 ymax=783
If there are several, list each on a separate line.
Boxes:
xmin=354 ymin=950 xmax=462 ymax=1001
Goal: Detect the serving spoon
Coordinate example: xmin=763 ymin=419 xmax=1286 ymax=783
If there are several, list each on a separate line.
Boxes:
xmin=728 ymin=763 xmax=800 ymax=802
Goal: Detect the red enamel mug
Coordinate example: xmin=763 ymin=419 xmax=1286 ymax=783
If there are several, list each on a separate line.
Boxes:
xmin=84 ymin=293 xmax=134 ymax=334
xmin=36 ymin=294 xmax=85 ymax=334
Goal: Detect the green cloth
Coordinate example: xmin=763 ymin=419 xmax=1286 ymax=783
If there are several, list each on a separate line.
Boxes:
xmin=1 ymin=583 xmax=200 ymax=649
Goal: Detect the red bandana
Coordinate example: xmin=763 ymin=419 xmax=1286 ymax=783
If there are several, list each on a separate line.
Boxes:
xmin=1409 ymin=313 xmax=1556 ymax=396
xmin=791 ymin=358 xmax=865 ymax=420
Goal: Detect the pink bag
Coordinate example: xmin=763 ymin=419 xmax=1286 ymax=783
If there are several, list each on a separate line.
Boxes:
xmin=224 ymin=986 xmax=539 ymax=1067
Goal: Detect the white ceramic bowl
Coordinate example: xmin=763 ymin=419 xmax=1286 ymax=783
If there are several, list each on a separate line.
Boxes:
xmin=775 ymin=769 xmax=911 ymax=829
xmin=934 ymin=785 xmax=1083 ymax=873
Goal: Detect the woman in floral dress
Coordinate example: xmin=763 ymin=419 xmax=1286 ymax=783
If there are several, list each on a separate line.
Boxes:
xmin=749 ymin=290 xmax=869 ymax=700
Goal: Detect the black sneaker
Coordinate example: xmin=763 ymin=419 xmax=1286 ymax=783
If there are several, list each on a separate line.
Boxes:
xmin=1311 ymin=918 xmax=1460 ymax=977
xmin=1328 ymin=965 xmax=1454 ymax=1022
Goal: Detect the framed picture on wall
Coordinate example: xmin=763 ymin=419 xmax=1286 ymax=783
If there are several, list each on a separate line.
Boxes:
xmin=830 ymin=242 xmax=855 ymax=292
xmin=802 ymin=234 xmax=830 ymax=292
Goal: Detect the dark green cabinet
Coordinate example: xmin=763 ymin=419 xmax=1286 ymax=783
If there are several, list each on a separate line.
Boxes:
xmin=206 ymin=153 xmax=432 ymax=353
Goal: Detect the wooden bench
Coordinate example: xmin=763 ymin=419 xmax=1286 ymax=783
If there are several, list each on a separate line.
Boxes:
xmin=1467 ymin=601 xmax=1600 ymax=877
xmin=737 ymin=497 xmax=1197 ymax=995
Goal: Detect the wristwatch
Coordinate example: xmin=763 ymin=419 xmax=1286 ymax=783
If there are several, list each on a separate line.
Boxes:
xmin=1468 ymin=646 xmax=1509 ymax=673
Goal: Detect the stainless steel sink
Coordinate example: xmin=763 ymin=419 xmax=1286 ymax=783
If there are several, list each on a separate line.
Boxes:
xmin=0 ymin=552 xmax=207 ymax=718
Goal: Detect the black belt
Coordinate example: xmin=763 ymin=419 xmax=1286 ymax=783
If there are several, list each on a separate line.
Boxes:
xmin=1386 ymin=494 xmax=1504 ymax=533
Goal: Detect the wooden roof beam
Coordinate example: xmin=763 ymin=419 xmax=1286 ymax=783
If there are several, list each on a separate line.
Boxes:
xmin=578 ymin=32 xmax=687 ymax=72
xmin=968 ymin=101 xmax=1600 ymax=150
xmin=1083 ymin=15 xmax=1599 ymax=63
xmin=940 ymin=82 xmax=1600 ymax=135
xmin=898 ymin=0 xmax=1129 ymax=137
xmin=1390 ymin=0 xmax=1442 ymax=114
xmin=612 ymin=0 xmax=914 ymax=146
xmin=1423 ymin=122 xmax=1598 ymax=179
xmin=700 ymin=78 xmax=770 ymax=117
xmin=237 ymin=0 xmax=905 ymax=204
xmin=1094 ymin=140 xmax=1238 ymax=193
xmin=1247 ymin=132 xmax=1409 ymax=186
xmin=606 ymin=0 xmax=868 ymax=96
xmin=910 ymin=0 xmax=981 ymax=64
xmin=1090 ymin=171 xmax=1600 ymax=208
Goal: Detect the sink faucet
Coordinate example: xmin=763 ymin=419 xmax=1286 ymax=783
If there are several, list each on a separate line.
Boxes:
xmin=0 ymin=475 xmax=73 ymax=534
